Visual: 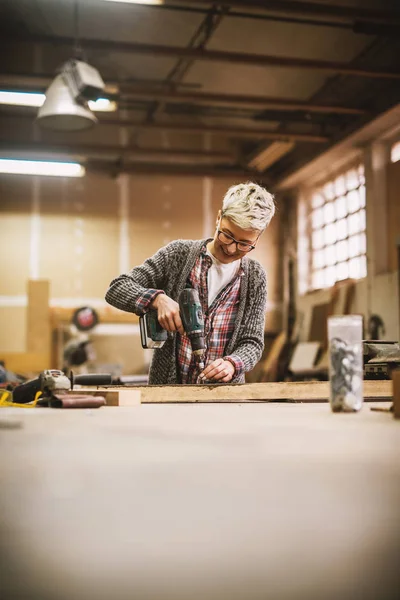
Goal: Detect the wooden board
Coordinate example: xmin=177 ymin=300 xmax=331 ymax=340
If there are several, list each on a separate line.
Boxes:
xmin=26 ymin=279 xmax=50 ymax=355
xmin=393 ymin=368 xmax=400 ymax=419
xmin=73 ymin=380 xmax=392 ymax=405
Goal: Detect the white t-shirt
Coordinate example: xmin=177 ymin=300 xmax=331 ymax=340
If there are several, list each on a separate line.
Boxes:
xmin=206 ymin=250 xmax=240 ymax=306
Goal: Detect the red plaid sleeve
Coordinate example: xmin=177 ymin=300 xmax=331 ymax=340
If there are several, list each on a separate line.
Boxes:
xmin=223 ymin=355 xmax=244 ymax=378
xmin=136 ymin=289 xmax=165 ymax=313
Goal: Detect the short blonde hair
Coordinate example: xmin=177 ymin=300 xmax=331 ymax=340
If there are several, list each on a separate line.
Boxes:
xmin=221 ymin=182 xmax=275 ymax=231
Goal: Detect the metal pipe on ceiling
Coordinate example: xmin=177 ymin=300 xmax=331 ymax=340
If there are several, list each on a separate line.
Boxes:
xmin=123 ymin=1 xmax=356 ymax=30
xmin=1 ymin=110 xmax=328 ymax=143
xmin=0 ymin=73 xmax=200 ymax=92
xmin=0 ymin=73 xmax=367 ymax=115
xmin=85 ymin=118 xmax=329 ymax=143
xmin=170 ymin=0 xmax=400 ymax=26
xmin=4 ymin=34 xmax=400 ymax=79
xmin=119 ymin=88 xmax=366 ymax=115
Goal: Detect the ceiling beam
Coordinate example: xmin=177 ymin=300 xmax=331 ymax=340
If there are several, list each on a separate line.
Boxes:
xmin=171 ymin=0 xmax=400 ymax=26
xmin=86 ymin=159 xmax=269 ymax=181
xmin=0 ymin=109 xmax=329 ymax=143
xmin=4 ymin=34 xmax=400 ymax=79
xmin=102 ymin=117 xmax=329 ymax=143
xmin=120 ymin=88 xmax=366 ymax=115
xmin=0 ymin=140 xmax=235 ymax=162
xmin=0 ymin=73 xmax=366 ymax=115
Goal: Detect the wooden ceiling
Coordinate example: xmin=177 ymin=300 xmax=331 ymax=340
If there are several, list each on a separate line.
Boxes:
xmin=0 ymin=0 xmax=399 ymax=187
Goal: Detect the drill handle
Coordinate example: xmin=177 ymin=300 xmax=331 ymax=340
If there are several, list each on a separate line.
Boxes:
xmin=12 ymin=377 xmax=41 ymax=404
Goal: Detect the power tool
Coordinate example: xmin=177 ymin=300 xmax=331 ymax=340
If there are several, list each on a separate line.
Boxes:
xmin=12 ymin=370 xmax=111 ymax=407
xmin=139 ymin=288 xmax=206 ymax=369
xmin=178 ymin=288 xmax=206 ymax=370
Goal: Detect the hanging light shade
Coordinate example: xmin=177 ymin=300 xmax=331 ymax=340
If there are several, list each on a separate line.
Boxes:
xmin=36 ymin=74 xmax=97 ymax=131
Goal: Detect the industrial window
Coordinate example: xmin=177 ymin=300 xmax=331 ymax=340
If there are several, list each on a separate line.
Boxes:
xmin=298 ymin=164 xmax=367 ymax=293
xmin=391 ymin=140 xmax=400 ymax=163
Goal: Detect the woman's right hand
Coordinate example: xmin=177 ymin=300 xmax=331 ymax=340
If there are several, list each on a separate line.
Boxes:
xmin=151 ymin=294 xmax=184 ymax=335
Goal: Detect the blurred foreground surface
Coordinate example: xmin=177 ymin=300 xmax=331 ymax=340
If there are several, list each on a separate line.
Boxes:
xmin=1 ymin=402 xmax=399 ymax=600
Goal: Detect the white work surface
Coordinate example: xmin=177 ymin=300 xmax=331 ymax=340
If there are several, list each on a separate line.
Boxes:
xmin=1 ymin=402 xmax=399 ymax=600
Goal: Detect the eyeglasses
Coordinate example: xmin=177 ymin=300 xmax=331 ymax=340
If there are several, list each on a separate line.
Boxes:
xmin=217 ymin=229 xmax=257 ymax=252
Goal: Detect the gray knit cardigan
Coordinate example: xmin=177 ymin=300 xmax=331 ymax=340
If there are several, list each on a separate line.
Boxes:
xmin=105 ymin=239 xmax=267 ymax=384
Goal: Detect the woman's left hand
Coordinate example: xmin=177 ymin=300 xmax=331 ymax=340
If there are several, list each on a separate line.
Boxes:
xmin=199 ymin=358 xmax=235 ymax=383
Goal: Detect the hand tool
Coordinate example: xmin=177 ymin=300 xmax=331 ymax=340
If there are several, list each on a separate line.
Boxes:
xmin=11 ymin=369 xmax=110 ymax=408
xmin=140 ymin=288 xmax=206 ymax=370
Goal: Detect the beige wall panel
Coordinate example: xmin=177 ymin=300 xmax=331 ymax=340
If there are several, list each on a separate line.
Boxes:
xmin=0 ymin=175 xmax=32 ymax=211
xmin=128 ymin=175 xmax=203 ymax=268
xmin=0 ymin=307 xmax=26 ymax=353
xmin=39 ymin=174 xmax=119 ymax=298
xmin=387 ymin=161 xmax=400 ymax=272
xmin=0 ymin=176 xmax=31 ymax=295
xmin=91 ymin=333 xmax=147 ymax=376
xmin=210 ymin=178 xmax=234 ymax=216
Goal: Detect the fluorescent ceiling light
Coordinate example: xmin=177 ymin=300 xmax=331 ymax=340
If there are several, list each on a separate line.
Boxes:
xmin=0 ymin=90 xmax=45 ymax=107
xmin=391 ymin=140 xmax=400 ymax=163
xmin=0 ymin=90 xmax=116 ymax=112
xmin=100 ymin=1 xmax=164 ymax=4
xmin=0 ymin=159 xmax=85 ymax=177
xmin=88 ymin=98 xmax=117 ymax=112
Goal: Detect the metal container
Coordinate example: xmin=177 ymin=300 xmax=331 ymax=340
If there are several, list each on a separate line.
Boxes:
xmin=328 ymin=315 xmax=363 ymax=412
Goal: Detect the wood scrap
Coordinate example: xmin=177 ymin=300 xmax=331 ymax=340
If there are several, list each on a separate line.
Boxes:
xmin=72 ymin=380 xmax=392 ymax=405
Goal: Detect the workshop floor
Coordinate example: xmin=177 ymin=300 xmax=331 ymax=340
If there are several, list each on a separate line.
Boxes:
xmin=1 ymin=402 xmax=399 ymax=600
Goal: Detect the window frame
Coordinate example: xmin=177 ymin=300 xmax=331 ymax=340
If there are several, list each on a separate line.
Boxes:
xmin=298 ymin=161 xmax=367 ymax=294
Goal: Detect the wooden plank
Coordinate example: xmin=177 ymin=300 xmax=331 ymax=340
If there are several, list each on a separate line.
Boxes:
xmin=393 ymin=368 xmax=400 ymax=419
xmin=73 ymin=380 xmax=392 ymax=405
xmin=26 ymin=280 xmax=50 ymax=354
xmin=85 ymin=389 xmax=142 ymax=407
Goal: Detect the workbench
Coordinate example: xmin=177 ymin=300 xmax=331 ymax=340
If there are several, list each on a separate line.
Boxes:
xmin=1 ymin=399 xmax=399 ymax=600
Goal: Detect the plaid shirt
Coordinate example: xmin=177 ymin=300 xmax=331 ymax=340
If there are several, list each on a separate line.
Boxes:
xmin=177 ymin=246 xmax=245 ymax=383
xmin=135 ymin=244 xmax=245 ymax=384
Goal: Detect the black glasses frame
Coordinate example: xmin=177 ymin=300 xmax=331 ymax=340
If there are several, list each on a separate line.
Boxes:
xmin=217 ymin=229 xmax=257 ymax=252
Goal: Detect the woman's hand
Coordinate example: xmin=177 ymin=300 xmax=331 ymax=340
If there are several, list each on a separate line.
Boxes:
xmin=199 ymin=358 xmax=235 ymax=383
xmin=151 ymin=294 xmax=184 ymax=335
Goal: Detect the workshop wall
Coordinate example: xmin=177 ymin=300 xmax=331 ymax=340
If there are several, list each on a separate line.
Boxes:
xmin=296 ymin=144 xmax=400 ymax=344
xmin=0 ymin=172 xmax=281 ymax=374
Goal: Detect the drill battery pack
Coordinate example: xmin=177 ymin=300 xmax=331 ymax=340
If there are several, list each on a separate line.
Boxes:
xmin=140 ymin=311 xmax=168 ymax=349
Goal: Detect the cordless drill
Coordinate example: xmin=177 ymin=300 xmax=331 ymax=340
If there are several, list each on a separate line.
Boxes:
xmin=178 ymin=288 xmax=206 ymax=370
xmin=140 ymin=288 xmax=206 ymax=369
